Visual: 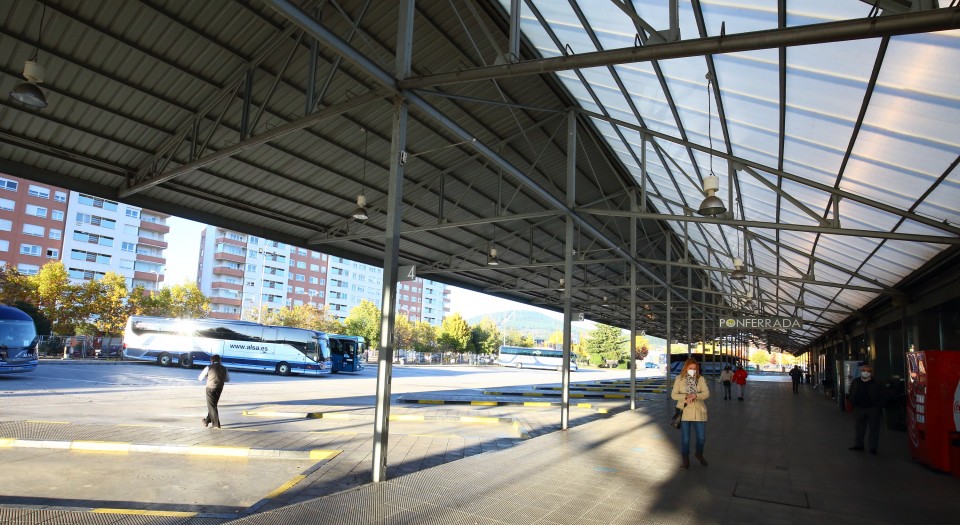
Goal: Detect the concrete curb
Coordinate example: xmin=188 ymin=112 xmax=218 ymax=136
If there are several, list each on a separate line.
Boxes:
xmin=0 ymin=437 xmax=340 ymax=460
xmin=241 ymin=409 xmax=532 ymax=438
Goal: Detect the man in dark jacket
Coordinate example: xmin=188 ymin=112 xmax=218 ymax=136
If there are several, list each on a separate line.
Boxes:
xmin=848 ymin=364 xmax=885 ymax=454
xmin=789 ymin=366 xmax=803 ymax=394
xmin=199 ymin=355 xmax=230 ymax=428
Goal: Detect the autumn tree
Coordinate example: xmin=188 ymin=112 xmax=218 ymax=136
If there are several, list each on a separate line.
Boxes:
xmin=411 ymin=321 xmax=437 ymax=353
xmin=468 ymin=318 xmax=501 ymax=355
xmin=437 ymin=313 xmax=470 ymax=353
xmin=750 ymin=349 xmax=770 ymax=368
xmin=0 ymin=265 xmax=35 ymax=305
xmin=90 ymin=272 xmax=131 ymax=336
xmin=32 ymin=262 xmax=92 ymax=334
xmin=345 ymin=300 xmax=381 ymax=348
xmin=394 ymin=314 xmax=414 ymax=350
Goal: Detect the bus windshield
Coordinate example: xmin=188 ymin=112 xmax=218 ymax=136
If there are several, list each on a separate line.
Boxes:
xmin=0 ymin=319 xmax=38 ymax=349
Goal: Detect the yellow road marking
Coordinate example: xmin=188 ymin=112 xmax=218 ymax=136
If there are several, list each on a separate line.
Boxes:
xmin=470 ymin=401 xmax=498 ymax=406
xmin=523 ymin=402 xmax=553 ymax=407
xmin=417 ymin=400 xmax=445 ymax=404
xmin=309 ymin=449 xmax=342 ymax=460
xmin=93 ymin=509 xmax=197 ymax=517
xmin=263 ymin=474 xmax=306 ymax=499
xmin=0 ymin=438 xmax=16 ymax=447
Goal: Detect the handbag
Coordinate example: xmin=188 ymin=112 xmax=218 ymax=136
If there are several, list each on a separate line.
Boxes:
xmin=670 ymin=403 xmax=686 ymax=429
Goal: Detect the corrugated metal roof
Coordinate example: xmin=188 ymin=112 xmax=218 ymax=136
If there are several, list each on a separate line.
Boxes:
xmin=0 ymin=0 xmax=957 ymax=351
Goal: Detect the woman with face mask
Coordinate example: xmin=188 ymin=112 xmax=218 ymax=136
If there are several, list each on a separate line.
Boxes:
xmin=671 ymin=357 xmax=711 ymax=469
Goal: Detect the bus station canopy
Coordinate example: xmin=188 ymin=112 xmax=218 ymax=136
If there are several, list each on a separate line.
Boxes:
xmin=1 ymin=0 xmax=958 ymax=352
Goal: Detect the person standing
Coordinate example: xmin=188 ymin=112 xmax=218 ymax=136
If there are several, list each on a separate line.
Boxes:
xmin=789 ymin=365 xmax=803 ymax=394
xmin=671 ymin=358 xmax=710 ymax=469
xmin=199 ymin=354 xmax=230 ymax=428
xmin=848 ymin=364 xmax=886 ymax=454
xmin=719 ymin=365 xmax=734 ymax=400
xmin=732 ymin=365 xmax=748 ymax=401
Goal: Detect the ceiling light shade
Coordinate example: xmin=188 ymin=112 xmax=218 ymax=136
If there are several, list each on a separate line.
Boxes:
xmin=351 ymin=194 xmax=368 ymax=220
xmin=10 ymin=82 xmax=47 ymax=108
xmin=558 ymin=278 xmax=565 ymax=292
xmin=697 ymin=174 xmax=726 ymax=216
xmin=486 ymin=247 xmax=499 ymax=266
xmin=22 ymin=59 xmax=45 ymax=83
xmin=731 ymin=267 xmax=746 ymax=280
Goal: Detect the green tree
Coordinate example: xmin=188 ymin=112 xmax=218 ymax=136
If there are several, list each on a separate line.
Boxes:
xmin=345 ymin=300 xmax=381 ymax=348
xmin=32 ymin=262 xmax=92 ymax=334
xmin=584 ymin=324 xmax=627 ymax=364
xmin=633 ymin=335 xmax=650 ymax=360
xmin=474 ymin=318 xmax=501 ymax=355
xmin=750 ymin=349 xmax=770 ymax=368
xmin=0 ymin=265 xmax=35 ymax=305
xmin=90 ymin=272 xmax=130 ymax=336
xmin=504 ymin=329 xmax=534 ymax=347
xmin=394 ymin=314 xmax=414 ymax=350
xmin=411 ymin=321 xmax=437 ymax=353
xmin=166 ymin=281 xmax=210 ymax=318
xmin=437 ymin=313 xmax=470 ymax=353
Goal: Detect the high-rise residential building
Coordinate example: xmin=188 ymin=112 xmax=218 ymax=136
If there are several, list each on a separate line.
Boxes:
xmin=197 ymin=226 xmax=449 ymax=324
xmin=0 ymin=173 xmax=168 ymax=287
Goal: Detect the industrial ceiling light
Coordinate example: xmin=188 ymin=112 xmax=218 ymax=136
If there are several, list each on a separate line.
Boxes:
xmin=486 ymin=247 xmax=499 ymax=266
xmin=351 ymin=128 xmax=369 ymax=221
xmin=10 ymin=6 xmax=48 ymax=109
xmin=558 ymin=278 xmax=565 ymax=292
xmin=698 ymin=74 xmax=725 ymax=216
xmin=731 ymin=257 xmax=746 ymax=280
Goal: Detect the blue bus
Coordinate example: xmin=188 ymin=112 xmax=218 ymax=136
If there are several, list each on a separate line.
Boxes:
xmin=0 ymin=305 xmax=39 ymax=374
xmin=123 ymin=316 xmax=333 ymax=376
xmin=327 ymin=334 xmax=366 ymax=373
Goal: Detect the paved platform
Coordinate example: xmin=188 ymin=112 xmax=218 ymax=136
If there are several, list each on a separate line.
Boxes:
xmin=3 ymin=379 xmax=958 ymax=524
xmin=222 ymin=378 xmax=959 ymax=525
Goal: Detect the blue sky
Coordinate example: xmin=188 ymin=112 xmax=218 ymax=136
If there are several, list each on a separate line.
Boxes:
xmin=163 ymin=217 xmax=554 ymax=320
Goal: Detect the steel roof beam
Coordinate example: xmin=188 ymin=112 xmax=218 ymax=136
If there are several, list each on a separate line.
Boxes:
xmin=264 ymin=0 xmax=692 ymax=308
xmin=399 ymin=8 xmax=960 ymax=89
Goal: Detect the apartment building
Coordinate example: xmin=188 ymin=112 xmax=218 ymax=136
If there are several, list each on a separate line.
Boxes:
xmin=197 ymin=226 xmax=449 ymax=325
xmin=0 ymin=174 xmax=168 ymax=287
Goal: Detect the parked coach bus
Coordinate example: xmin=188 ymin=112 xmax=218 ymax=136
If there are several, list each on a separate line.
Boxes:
xmin=0 ymin=305 xmax=38 ymax=374
xmin=327 ymin=334 xmax=366 ymax=373
xmin=123 ymin=316 xmax=332 ymax=376
xmin=498 ymin=345 xmax=578 ymax=372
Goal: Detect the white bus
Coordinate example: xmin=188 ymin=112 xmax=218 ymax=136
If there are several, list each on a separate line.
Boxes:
xmin=497 ymin=345 xmax=578 ymax=371
xmin=123 ymin=316 xmax=332 ymax=376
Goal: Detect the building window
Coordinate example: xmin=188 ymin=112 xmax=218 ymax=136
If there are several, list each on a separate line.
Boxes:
xmin=248 ymin=236 xmax=259 ymax=245
xmin=22 ymin=224 xmax=44 ymax=237
xmin=20 ymin=244 xmax=41 ymax=256
xmin=309 ymin=276 xmax=318 ymax=284
xmin=0 ymin=198 xmax=14 ymax=212
xmin=121 ymin=242 xmax=135 ymax=252
xmin=0 ymin=219 xmax=10 ymax=231
xmin=28 ymin=185 xmax=50 ymax=199
xmin=71 ymin=249 xmax=111 ymax=264
xmin=68 ymin=267 xmax=105 ymax=281
xmin=18 ymin=264 xmax=39 ymax=275
xmin=26 ymin=204 xmax=47 ymax=218
xmin=296 ymin=274 xmax=305 ymax=282
xmin=0 ymin=240 xmax=8 ymax=252
xmin=125 ymin=208 xmax=140 ymax=218
xmin=49 ymin=228 xmax=61 ymax=240
xmin=0 ymin=178 xmax=18 ymax=192
xmin=54 ymin=191 xmax=67 ymax=203
xmin=46 ymin=248 xmax=59 ymax=259
xmin=78 ymin=193 xmax=119 ymax=211
xmin=52 ymin=210 xmax=64 ymax=221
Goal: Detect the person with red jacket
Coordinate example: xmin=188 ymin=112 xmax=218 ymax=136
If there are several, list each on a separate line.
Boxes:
xmin=732 ymin=366 xmax=748 ymax=401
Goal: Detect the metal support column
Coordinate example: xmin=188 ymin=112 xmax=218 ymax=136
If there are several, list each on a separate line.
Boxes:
xmin=372 ymin=0 xmax=413 ymax=484
xmin=561 ymin=109 xmax=576 ymax=430
xmin=629 ymin=188 xmax=638 ymax=410
xmin=508 ymin=0 xmax=521 ymax=61
xmin=240 ymin=70 xmax=254 ymax=140
xmin=664 ymin=232 xmax=672 ymax=388
xmin=305 ymin=7 xmax=319 ymax=116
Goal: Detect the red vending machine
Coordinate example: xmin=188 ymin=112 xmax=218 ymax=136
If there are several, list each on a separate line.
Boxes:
xmin=905 ymin=350 xmax=960 ymax=473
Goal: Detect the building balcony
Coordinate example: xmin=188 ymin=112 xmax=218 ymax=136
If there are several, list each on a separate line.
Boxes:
xmin=135 ymin=253 xmax=165 ymax=264
xmin=215 ymin=251 xmax=245 ymax=264
xmin=139 ymin=221 xmax=170 ymax=234
xmin=213 ymin=266 xmax=243 ymax=277
xmin=133 ymin=271 xmax=163 ymax=284
xmin=208 ymin=311 xmax=241 ymax=320
xmin=209 ymin=297 xmax=242 ymax=307
xmin=215 ymin=236 xmax=246 ymax=248
xmin=138 ymin=236 xmax=168 ymax=249
xmin=212 ymin=281 xmax=243 ymax=291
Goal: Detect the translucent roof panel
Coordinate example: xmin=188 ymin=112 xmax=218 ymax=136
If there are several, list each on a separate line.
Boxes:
xmin=507 ymin=0 xmax=960 ymax=348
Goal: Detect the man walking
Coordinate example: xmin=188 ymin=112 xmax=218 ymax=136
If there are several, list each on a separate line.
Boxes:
xmin=199 ymin=354 xmax=230 ymax=428
xmin=848 ymin=364 xmax=886 ymax=455
xmin=789 ymin=365 xmax=803 ymax=394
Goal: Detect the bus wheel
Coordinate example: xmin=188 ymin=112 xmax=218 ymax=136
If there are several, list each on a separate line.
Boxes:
xmin=276 ymin=362 xmax=292 ymax=376
xmin=515 ymin=363 xmax=522 ymax=369
xmin=179 ymin=355 xmax=192 ymax=368
xmin=157 ymin=353 xmax=172 ymax=367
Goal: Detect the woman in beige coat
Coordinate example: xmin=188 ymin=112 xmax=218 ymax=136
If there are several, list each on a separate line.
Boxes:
xmin=671 ymin=357 xmax=710 ymax=469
